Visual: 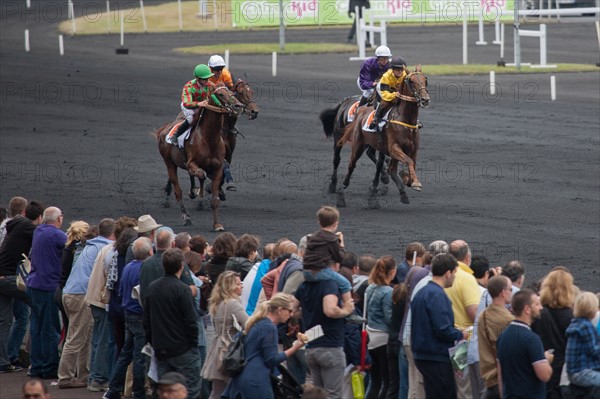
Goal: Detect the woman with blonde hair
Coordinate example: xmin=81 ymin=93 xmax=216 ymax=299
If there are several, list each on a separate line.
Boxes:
xmin=565 ymin=292 xmax=600 ymax=388
xmin=365 ymin=256 xmax=396 ymax=399
xmin=531 ymin=267 xmax=576 ymax=399
xmin=222 ymin=293 xmax=305 ymax=399
xmin=201 ymin=271 xmax=249 ymax=399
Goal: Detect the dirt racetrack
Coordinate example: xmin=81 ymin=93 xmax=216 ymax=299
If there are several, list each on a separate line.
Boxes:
xmin=1 ymin=0 xmax=599 ymax=296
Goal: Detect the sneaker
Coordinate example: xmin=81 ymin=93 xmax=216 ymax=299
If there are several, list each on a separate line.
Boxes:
xmin=345 ymin=313 xmax=367 ymax=325
xmin=87 ymin=381 xmax=109 ymax=392
xmin=0 ymin=364 xmax=23 ymax=373
xmin=225 ymin=182 xmax=237 ymax=191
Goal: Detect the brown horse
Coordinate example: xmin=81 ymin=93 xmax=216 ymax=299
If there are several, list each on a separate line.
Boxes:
xmin=223 ymin=79 xmax=259 ymax=165
xmin=338 ymin=65 xmax=430 ymax=208
xmin=319 ymin=93 xmax=389 ymax=194
xmin=156 ymin=85 xmax=243 ymax=229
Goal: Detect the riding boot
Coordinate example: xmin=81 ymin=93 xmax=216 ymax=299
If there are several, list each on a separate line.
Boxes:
xmin=171 ymin=120 xmax=190 ymax=144
xmin=358 ymin=96 xmax=368 ymax=107
xmin=369 ymin=104 xmax=386 ymax=130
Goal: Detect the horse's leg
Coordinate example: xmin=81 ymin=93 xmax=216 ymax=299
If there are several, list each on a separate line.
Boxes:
xmin=329 ymin=133 xmax=342 ymax=194
xmin=388 ymin=158 xmax=410 ymax=204
xmin=388 ymin=141 xmax=421 ymax=191
xmin=342 ymin=137 xmax=366 ymax=189
xmin=188 ymin=174 xmax=197 ymax=199
xmin=210 ymin=166 xmax=224 ymax=231
xmin=366 ymin=146 xmax=390 ymax=185
xmin=163 ymin=179 xmax=172 ymax=208
xmin=166 ymin=162 xmax=192 ymax=225
xmin=368 ymin=150 xmax=386 ymax=209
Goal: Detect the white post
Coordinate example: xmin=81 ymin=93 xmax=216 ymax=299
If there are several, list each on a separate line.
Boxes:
xmin=59 ymin=34 xmax=64 ymax=56
xmin=178 ymin=0 xmax=183 ymax=32
xmin=213 ymin=0 xmax=218 ymax=30
xmin=68 ymin=0 xmax=73 ymax=20
xmin=120 ymin=10 xmax=124 ymax=47
xmin=490 ymin=71 xmax=496 ymax=95
xmin=596 ymin=21 xmax=600 ymax=51
xmin=356 ymin=7 xmax=365 ymax=59
xmin=550 ymin=75 xmax=556 ymax=101
xmin=463 ymin=10 xmax=468 ymax=64
xmin=69 ymin=0 xmax=77 ymax=35
xmin=106 ymin=1 xmax=111 ymax=33
xmin=476 ymin=12 xmax=487 ymax=45
xmin=140 ymin=0 xmax=147 ymax=33
xmin=224 ymin=49 xmax=229 ymax=68
xmin=272 ymin=52 xmax=277 ymax=77
xmin=500 ymin=23 xmax=505 ymax=59
xmin=380 ymin=20 xmax=387 ymax=47
xmin=24 ymin=29 xmax=30 ymax=52
xmin=26 ymin=0 xmax=30 ymax=9
xmin=369 ymin=15 xmax=375 ymax=48
xmin=540 ymin=24 xmax=547 ymax=66
xmin=493 ymin=20 xmax=501 ymax=44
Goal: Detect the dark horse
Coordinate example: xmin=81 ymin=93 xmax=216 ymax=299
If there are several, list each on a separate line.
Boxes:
xmin=319 ymin=94 xmax=389 ymax=194
xmin=337 ymin=65 xmax=430 ymax=208
xmin=156 ymin=85 xmax=243 ymax=229
xmin=223 ymin=79 xmax=259 ymax=165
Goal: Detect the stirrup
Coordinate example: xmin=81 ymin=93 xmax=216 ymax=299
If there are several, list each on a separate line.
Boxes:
xmin=417 ymin=120 xmax=424 ymax=129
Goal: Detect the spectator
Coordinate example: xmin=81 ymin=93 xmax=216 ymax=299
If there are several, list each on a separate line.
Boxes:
xmin=242 ymin=242 xmax=275 ymax=314
xmin=531 ymin=267 xmax=576 ymax=398
xmin=104 ymin=237 xmax=153 ymax=399
xmin=393 ymin=242 xmax=425 ymax=284
xmin=205 ymin=232 xmax=236 ymax=285
xmin=411 ymin=253 xmax=467 ymax=399
xmin=0 ymin=196 xmax=27 ymax=246
xmin=445 ymin=240 xmax=480 ymax=399
xmin=27 ymin=206 xmax=67 ymax=379
xmin=347 ymin=0 xmax=370 ymax=43
xmin=471 ymin=256 xmax=491 ymax=289
xmin=22 ymin=379 xmax=49 ymax=399
xmin=157 ymin=372 xmax=189 ymax=399
xmin=501 ymin=260 xmax=526 ymax=291
xmin=294 ymin=258 xmax=354 ymax=398
xmin=354 ymin=255 xmax=376 ymax=314
xmin=222 ymin=293 xmax=305 ymax=399
xmin=477 ymin=275 xmax=514 ymax=399
xmin=365 ymin=256 xmax=396 ymax=399
xmin=143 ymin=248 xmax=200 ymax=398
xmin=565 ymin=292 xmax=600 ymax=388
xmin=261 ymin=238 xmax=299 ymax=301
xmin=0 ymin=199 xmax=44 ymax=373
xmin=125 ymin=214 xmax=162 ymax=264
xmin=185 ymin=235 xmax=208 ymax=275
xmin=388 ymin=280 xmax=408 ymax=399
xmin=497 ymin=289 xmax=553 ymax=399
xmin=174 ymin=232 xmax=191 ymax=252
xmin=225 ymin=233 xmax=260 ymax=280
xmin=201 ymin=271 xmax=249 ymax=399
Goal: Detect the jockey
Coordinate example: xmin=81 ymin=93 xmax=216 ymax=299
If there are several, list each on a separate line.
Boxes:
xmin=208 ymin=55 xmax=234 ymax=90
xmin=369 ymin=56 xmax=408 ymax=130
xmin=357 ymin=45 xmax=392 ymax=107
xmin=169 ymin=64 xmax=218 ymax=145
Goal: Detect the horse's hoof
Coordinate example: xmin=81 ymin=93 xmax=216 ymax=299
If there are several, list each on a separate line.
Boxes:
xmin=188 ymin=191 xmax=197 ymax=199
xmin=400 ymin=192 xmax=410 ymax=204
xmin=411 ymin=182 xmax=422 ymax=192
xmin=213 ymin=224 xmax=225 ymax=232
xmin=218 ymin=192 xmax=227 ymax=201
xmin=183 ymin=218 xmax=192 ymax=226
xmin=380 ymin=172 xmax=390 ymax=185
xmin=328 ymin=181 xmax=337 ymax=194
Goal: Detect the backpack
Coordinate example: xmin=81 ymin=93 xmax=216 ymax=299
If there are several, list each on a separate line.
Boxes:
xmin=16 ymin=253 xmax=31 ymax=291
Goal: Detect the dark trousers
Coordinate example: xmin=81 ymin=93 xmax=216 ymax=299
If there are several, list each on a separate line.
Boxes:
xmin=367 ymin=345 xmax=390 ymax=399
xmin=414 ymin=359 xmax=457 ymax=399
xmin=485 ymin=384 xmax=500 ymax=399
xmin=0 ymin=276 xmax=30 ymax=367
xmin=157 ymin=347 xmax=201 ymax=399
xmin=386 ymin=341 xmax=400 ymax=399
xmin=27 ymin=287 xmax=60 ymax=377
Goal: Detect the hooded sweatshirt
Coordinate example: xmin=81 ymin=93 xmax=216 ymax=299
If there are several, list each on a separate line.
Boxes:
xmin=0 ymin=216 xmax=36 ymax=276
xmin=303 ymin=229 xmax=345 ymax=271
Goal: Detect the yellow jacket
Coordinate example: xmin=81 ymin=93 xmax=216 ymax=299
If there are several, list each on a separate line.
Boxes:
xmin=379 ymin=69 xmax=407 ymax=102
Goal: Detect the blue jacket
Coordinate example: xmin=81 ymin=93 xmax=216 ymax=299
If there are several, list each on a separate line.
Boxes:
xmin=359 ymin=57 xmax=390 ymax=90
xmin=411 ymin=281 xmax=463 ymax=363
xmin=365 ymin=284 xmax=393 ymax=333
xmin=63 ymin=236 xmax=113 ymax=294
xmin=565 ymin=317 xmax=600 ymax=375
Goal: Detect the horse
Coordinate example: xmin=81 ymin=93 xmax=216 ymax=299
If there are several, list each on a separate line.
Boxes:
xmin=319 ymin=93 xmax=389 ymax=194
xmin=223 ymin=79 xmax=259 ymax=165
xmin=155 ymin=85 xmax=243 ymax=229
xmin=337 ymin=65 xmax=430 ymax=208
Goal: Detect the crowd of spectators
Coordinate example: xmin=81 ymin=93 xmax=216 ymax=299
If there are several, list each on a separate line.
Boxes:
xmin=1 ymin=197 xmax=599 ymax=399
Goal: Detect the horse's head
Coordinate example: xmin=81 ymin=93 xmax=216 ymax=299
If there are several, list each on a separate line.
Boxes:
xmin=234 ymin=80 xmax=259 ymax=120
xmin=404 ymin=65 xmax=430 ymax=108
xmin=210 ymin=84 xmax=244 ymax=116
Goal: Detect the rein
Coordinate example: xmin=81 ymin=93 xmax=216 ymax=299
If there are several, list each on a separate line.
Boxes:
xmin=387 ymin=71 xmax=427 ymax=130
xmin=234 ymin=81 xmax=257 ymax=112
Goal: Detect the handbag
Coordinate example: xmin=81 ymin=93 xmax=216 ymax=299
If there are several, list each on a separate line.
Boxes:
xmin=222 ymin=331 xmax=246 ymax=377
xmin=16 ymin=253 xmax=31 ymax=291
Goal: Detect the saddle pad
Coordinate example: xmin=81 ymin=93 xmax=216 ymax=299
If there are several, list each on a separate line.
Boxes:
xmin=362 ymin=110 xmax=391 ymax=132
xmin=167 ymin=122 xmax=191 ymax=148
xmin=346 ymin=101 xmax=360 ymax=123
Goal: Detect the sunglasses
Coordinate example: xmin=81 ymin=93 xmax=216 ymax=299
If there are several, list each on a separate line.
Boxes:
xmin=211 ymin=66 xmax=224 ymax=71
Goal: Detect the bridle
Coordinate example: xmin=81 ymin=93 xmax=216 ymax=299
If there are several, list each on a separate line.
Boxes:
xmin=203 ymin=86 xmax=241 ymax=114
xmin=398 ymin=71 xmax=429 ymax=108
xmin=233 ymin=80 xmax=257 ymax=115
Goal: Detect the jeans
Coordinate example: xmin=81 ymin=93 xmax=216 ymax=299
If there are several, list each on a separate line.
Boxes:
xmin=414 ymin=359 xmax=457 ymax=399
xmin=223 ymin=161 xmax=234 ymax=183
xmin=367 ymin=345 xmax=389 ymax=399
xmin=89 ymin=305 xmax=115 ymax=384
xmin=0 ymin=276 xmax=29 ymax=367
xmin=306 ymin=347 xmax=346 ymax=399
xmin=27 ymin=287 xmax=60 ymax=377
xmin=106 ymin=313 xmax=147 ymax=399
xmin=7 ymin=298 xmax=29 ymax=362
xmin=304 ymin=268 xmax=351 ymax=294
xmin=386 ymin=341 xmax=400 ymax=399
xmin=157 ymin=347 xmax=201 ymax=399
xmin=569 ymin=369 xmax=600 ymax=387
xmin=398 ymin=344 xmax=408 ymax=399
xmin=286 ymin=348 xmax=307 ymax=384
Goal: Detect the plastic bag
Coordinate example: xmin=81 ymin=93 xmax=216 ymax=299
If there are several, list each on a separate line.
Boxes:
xmin=448 ymin=340 xmax=469 ymax=380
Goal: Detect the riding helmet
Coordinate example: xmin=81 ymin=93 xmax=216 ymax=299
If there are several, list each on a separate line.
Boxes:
xmin=390 ymin=57 xmax=407 ymax=69
xmin=374 ymin=45 xmax=392 ymax=58
xmin=194 ymin=64 xmax=214 ymax=79
xmin=208 ymin=55 xmax=226 ymax=68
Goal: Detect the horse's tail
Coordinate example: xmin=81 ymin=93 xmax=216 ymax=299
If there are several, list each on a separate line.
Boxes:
xmin=153 ymin=122 xmax=171 ymax=141
xmin=319 ymin=103 xmax=342 ymax=138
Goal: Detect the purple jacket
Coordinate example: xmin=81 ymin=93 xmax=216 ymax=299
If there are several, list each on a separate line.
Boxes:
xmin=359 ymin=57 xmax=390 ymax=90
xmin=28 ymin=223 xmax=67 ymax=291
